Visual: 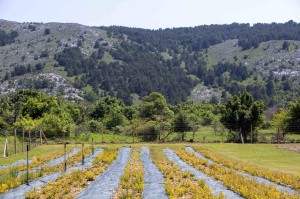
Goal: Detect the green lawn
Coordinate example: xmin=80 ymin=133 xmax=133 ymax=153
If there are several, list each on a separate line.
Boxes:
xmin=198 ymin=143 xmax=300 ymax=177
xmin=0 ymin=144 xmax=76 ymax=166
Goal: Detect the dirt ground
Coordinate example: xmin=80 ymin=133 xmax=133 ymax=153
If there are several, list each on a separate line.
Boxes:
xmin=278 ymin=145 xmax=300 ymax=153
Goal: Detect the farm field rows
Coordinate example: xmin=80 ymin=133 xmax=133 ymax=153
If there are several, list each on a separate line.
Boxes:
xmin=0 ymin=143 xmax=299 ymax=199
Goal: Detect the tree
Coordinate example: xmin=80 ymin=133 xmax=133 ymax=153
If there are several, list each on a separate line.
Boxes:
xmin=220 ymin=91 xmax=264 ymax=143
xmin=40 ymin=111 xmax=74 ymax=137
xmin=44 ymin=28 xmax=51 ymax=35
xmin=139 ymin=92 xmax=173 ymax=120
xmin=14 ymin=115 xmax=36 ymax=149
xmin=282 ymin=41 xmax=289 ymax=50
xmin=173 ymin=110 xmax=191 ymax=141
xmin=272 ymin=109 xmax=289 ymax=139
xmin=286 ymin=98 xmax=300 ymax=134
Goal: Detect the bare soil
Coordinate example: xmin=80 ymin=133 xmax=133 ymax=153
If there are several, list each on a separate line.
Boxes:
xmin=278 ymin=145 xmax=300 ymax=153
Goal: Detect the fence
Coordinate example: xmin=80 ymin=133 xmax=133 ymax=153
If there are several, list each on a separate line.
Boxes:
xmin=1 ymin=124 xmax=300 ymax=157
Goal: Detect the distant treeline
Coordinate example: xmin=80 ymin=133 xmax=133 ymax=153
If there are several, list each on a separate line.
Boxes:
xmin=101 ymin=20 xmax=300 ymax=51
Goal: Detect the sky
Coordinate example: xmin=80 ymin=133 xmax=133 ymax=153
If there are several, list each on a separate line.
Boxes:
xmin=0 ymin=0 xmax=299 ymax=29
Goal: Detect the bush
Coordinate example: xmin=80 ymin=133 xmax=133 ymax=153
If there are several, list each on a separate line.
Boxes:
xmin=137 ymin=121 xmax=161 ymax=141
xmin=44 ymin=28 xmax=51 ymax=35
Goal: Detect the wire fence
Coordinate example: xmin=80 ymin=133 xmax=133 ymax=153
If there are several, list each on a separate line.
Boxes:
xmin=1 ymin=123 xmax=300 ymax=157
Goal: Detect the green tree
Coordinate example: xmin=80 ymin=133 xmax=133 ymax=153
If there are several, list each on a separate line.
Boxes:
xmin=139 ymin=92 xmax=173 ymax=120
xmin=40 ymin=110 xmax=74 ymax=137
xmin=21 ymin=96 xmax=58 ymax=119
xmin=220 ymin=91 xmax=264 ymax=143
xmin=173 ymin=110 xmax=191 ymax=141
xmin=286 ymin=98 xmax=300 ymax=134
xmin=272 ymin=109 xmax=289 ymax=138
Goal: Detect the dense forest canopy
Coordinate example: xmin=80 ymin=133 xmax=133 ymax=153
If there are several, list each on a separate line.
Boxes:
xmin=101 ymin=20 xmax=300 ymax=51
xmin=52 ymin=21 xmax=300 ymax=105
xmin=1 ymin=20 xmax=300 ymax=107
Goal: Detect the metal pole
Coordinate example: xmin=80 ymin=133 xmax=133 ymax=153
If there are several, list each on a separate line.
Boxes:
xmin=81 ymin=143 xmax=84 ymax=165
xmin=26 ymin=144 xmax=29 ymax=185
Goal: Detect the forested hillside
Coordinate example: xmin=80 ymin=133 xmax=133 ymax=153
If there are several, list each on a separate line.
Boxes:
xmin=1 ymin=19 xmax=300 ymax=106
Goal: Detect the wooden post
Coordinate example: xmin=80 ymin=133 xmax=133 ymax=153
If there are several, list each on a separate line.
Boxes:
xmin=64 ymin=142 xmax=67 ymax=172
xmin=28 ymin=130 xmax=31 ymax=150
xmin=14 ymin=129 xmax=17 ymax=154
xmin=101 ymin=124 xmax=104 ymax=143
xmin=22 ymin=128 xmax=25 ymax=152
xmin=277 ymin=127 xmax=280 ymax=144
xmin=26 ymin=144 xmax=29 ymax=185
xmin=192 ymin=124 xmax=195 ymax=142
xmin=34 ymin=129 xmax=37 ymax=147
xmin=3 ymin=139 xmax=9 ymax=157
xmin=221 ymin=125 xmax=224 ymax=143
xmin=40 ymin=129 xmax=43 ymax=145
xmin=81 ymin=143 xmax=84 ymax=165
xmin=240 ymin=128 xmax=244 ymax=144
xmin=41 ymin=130 xmax=49 ymax=144
xmin=132 ymin=129 xmax=135 ymax=143
xmin=92 ymin=138 xmax=94 ymax=155
xmin=250 ymin=124 xmax=253 ymax=143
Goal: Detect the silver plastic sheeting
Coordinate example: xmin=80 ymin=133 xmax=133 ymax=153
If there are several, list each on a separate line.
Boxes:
xmin=76 ymin=147 xmax=131 ymax=199
xmin=0 ymin=148 xmax=103 ymax=199
xmin=141 ymin=147 xmax=168 ymax=199
xmin=164 ymin=148 xmax=242 ymax=199
xmin=185 ymin=146 xmax=300 ymax=196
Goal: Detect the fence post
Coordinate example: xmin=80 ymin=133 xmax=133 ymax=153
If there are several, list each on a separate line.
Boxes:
xmin=81 ymin=143 xmax=84 ymax=165
xmin=34 ymin=129 xmax=37 ymax=147
xmin=101 ymin=124 xmax=104 ymax=143
xmin=221 ymin=125 xmax=224 ymax=143
xmin=28 ymin=130 xmax=31 ymax=150
xmin=92 ymin=138 xmax=94 ymax=155
xmin=240 ymin=128 xmax=244 ymax=144
xmin=40 ymin=129 xmax=43 ymax=145
xmin=3 ymin=138 xmax=9 ymax=158
xmin=14 ymin=129 xmax=17 ymax=154
xmin=250 ymin=125 xmax=253 ymax=143
xmin=64 ymin=142 xmax=67 ymax=172
xmin=26 ymin=144 xmax=29 ymax=185
xmin=22 ymin=128 xmax=25 ymax=152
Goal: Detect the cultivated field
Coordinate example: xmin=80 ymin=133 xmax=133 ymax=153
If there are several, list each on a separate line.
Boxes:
xmin=0 ymin=143 xmax=299 ymax=198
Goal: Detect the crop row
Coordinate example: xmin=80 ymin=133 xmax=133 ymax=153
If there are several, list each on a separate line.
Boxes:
xmin=0 ymin=147 xmax=74 ymax=176
xmin=113 ymin=149 xmax=144 ymax=199
xmin=194 ymin=147 xmax=300 ymax=190
xmin=176 ymin=149 xmax=299 ymax=199
xmin=26 ymin=148 xmax=118 ymax=198
xmin=152 ymin=150 xmax=220 ymax=199
xmin=0 ymin=147 xmax=90 ymax=194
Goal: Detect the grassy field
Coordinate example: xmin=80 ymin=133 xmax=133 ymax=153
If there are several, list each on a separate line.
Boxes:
xmin=198 ymin=143 xmax=300 ymax=177
xmin=1 ymin=132 xmax=300 ymax=178
xmin=0 ymin=144 xmax=76 ymax=166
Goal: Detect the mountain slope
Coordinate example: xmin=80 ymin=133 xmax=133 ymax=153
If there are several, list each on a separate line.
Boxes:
xmin=1 ymin=19 xmax=300 ymax=106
